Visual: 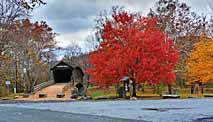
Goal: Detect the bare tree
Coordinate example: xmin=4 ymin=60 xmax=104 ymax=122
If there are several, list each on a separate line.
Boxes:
xmin=149 ymin=0 xmax=210 ymax=72
xmin=0 ymin=0 xmax=28 ymax=52
xmin=208 ymin=0 xmax=213 ymax=37
xmin=0 ymin=0 xmax=46 ymax=53
xmin=0 ymin=0 xmax=48 ymax=94
xmin=20 ymin=0 xmax=46 ymax=9
xmin=63 ymin=45 xmax=82 ymax=65
xmin=85 ymin=34 xmax=99 ymax=52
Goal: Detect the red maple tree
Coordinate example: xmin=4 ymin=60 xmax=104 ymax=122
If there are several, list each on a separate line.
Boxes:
xmin=87 ymin=11 xmax=179 ymax=87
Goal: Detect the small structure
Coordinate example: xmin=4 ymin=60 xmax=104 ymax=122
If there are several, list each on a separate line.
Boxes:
xmin=119 ymin=76 xmax=136 ymax=98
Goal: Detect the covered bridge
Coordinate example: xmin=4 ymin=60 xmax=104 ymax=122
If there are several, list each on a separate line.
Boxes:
xmin=50 ymin=61 xmax=84 ymax=84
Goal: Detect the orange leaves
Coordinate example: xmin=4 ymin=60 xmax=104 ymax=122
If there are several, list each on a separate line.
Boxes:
xmin=187 ymin=36 xmax=213 ymax=84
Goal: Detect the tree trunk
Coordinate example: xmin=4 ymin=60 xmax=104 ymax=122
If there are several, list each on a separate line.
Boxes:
xmin=141 ymin=84 xmax=145 ymax=93
xmin=156 ymin=85 xmax=162 ymax=95
xmin=168 ymin=84 xmax=172 ymax=94
xmin=132 ymin=82 xmax=137 ymax=97
xmin=191 ymin=84 xmax=194 ymax=94
xmin=200 ymin=83 xmax=204 ymax=94
xmin=153 ymin=85 xmax=156 ymax=94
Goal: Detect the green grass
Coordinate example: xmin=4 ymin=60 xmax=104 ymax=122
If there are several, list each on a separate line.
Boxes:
xmin=87 ymin=87 xmax=212 ymax=100
xmin=0 ymin=96 xmax=15 ymax=100
xmin=89 ymin=92 xmax=117 ymax=99
xmin=0 ymin=93 xmax=24 ymax=100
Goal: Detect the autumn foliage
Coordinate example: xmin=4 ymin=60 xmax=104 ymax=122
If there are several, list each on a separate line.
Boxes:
xmin=87 ymin=11 xmax=179 ymax=86
xmin=0 ymin=19 xmax=56 ymax=93
xmin=187 ymin=36 xmax=213 ymax=84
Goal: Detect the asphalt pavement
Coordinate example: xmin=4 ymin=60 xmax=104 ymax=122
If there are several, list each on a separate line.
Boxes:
xmin=0 ymin=106 xmax=144 ymax=122
xmin=0 ymin=98 xmax=213 ymax=122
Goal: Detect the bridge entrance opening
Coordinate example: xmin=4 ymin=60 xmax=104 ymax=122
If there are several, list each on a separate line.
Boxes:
xmin=51 ymin=61 xmax=73 ymax=83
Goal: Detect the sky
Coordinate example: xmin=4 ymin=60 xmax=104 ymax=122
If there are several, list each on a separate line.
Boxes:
xmin=31 ymin=0 xmax=212 ymax=52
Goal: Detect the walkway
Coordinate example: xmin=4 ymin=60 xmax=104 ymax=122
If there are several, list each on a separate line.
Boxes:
xmin=17 ymin=83 xmax=72 ymax=101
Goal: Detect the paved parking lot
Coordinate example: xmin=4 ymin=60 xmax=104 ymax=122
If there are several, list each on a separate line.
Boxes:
xmin=0 ymin=98 xmax=213 ymax=122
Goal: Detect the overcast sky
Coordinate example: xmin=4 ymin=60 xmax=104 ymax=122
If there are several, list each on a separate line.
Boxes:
xmin=31 ymin=0 xmax=212 ymax=51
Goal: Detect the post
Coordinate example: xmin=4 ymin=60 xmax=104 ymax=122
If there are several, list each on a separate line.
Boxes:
xmin=48 ymin=62 xmax=50 ymax=81
xmin=5 ymin=81 xmax=11 ymax=95
xmin=14 ymin=55 xmax=18 ymax=94
xmin=6 ymin=85 xmax=10 ymax=95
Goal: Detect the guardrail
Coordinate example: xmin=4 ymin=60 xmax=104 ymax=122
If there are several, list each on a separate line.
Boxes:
xmin=33 ymin=80 xmax=55 ymax=93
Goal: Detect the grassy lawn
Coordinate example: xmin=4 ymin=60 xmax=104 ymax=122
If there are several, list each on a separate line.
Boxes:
xmin=89 ymin=92 xmax=117 ymax=99
xmin=0 ymin=93 xmax=24 ymax=100
xmin=86 ymin=87 xmax=118 ymax=99
xmin=0 ymin=87 xmax=212 ymax=101
xmin=86 ymin=86 xmax=213 ymax=100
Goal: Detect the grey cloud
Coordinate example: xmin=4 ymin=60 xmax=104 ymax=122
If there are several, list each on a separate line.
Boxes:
xmin=31 ymin=0 xmax=211 ymax=49
xmin=46 ymin=16 xmax=95 ymax=33
xmin=43 ymin=0 xmax=98 ymax=20
xmin=34 ymin=0 xmax=115 ymax=34
xmin=34 ymin=0 xmax=157 ymax=34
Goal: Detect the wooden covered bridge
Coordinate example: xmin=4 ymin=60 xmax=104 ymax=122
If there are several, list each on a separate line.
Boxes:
xmin=19 ymin=61 xmax=86 ymax=100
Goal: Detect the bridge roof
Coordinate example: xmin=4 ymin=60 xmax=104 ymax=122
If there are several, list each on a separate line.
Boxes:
xmin=50 ymin=60 xmax=74 ymax=70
